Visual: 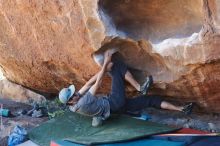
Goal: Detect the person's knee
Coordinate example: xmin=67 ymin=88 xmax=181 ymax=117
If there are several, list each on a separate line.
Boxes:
xmin=106 ymin=62 xmax=114 ymax=71
xmin=160 ymin=101 xmax=167 ymax=109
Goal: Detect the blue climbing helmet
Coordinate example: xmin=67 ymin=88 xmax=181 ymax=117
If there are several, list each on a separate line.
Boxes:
xmin=59 ymin=85 xmax=75 ymax=104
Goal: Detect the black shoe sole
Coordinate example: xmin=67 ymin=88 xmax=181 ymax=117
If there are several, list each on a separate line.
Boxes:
xmin=141 ymin=75 xmax=153 ymax=95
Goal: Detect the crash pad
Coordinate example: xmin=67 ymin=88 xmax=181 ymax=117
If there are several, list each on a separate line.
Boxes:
xmin=156 ymin=128 xmax=213 ymax=136
xmin=51 ymin=139 xmax=185 ymax=146
xmin=29 ymin=112 xmax=179 ymax=146
xmin=173 ymin=128 xmax=210 ymax=134
xmin=189 ymin=136 xmax=220 ymax=146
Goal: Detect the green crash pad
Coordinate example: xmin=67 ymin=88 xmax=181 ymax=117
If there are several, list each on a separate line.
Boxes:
xmin=29 ymin=112 xmax=179 ymax=146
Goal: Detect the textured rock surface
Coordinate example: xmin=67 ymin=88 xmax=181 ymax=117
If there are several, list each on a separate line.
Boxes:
xmin=99 ymin=0 xmax=203 ymax=42
xmin=0 ymin=0 xmax=220 ymax=112
xmin=0 ymin=0 xmax=99 ymax=93
xmin=0 ymin=78 xmax=46 ymax=104
xmin=95 ymin=0 xmax=220 ymax=113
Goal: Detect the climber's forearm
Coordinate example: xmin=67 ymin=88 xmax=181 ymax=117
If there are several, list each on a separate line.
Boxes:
xmin=89 ymin=62 xmax=108 ymax=95
xmin=78 ymin=73 xmax=98 ymax=95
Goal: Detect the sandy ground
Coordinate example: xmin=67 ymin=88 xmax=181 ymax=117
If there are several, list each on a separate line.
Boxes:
xmin=0 ymin=98 xmax=48 ymax=146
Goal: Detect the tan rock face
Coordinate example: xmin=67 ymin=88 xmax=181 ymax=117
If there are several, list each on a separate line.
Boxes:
xmin=0 ymin=0 xmax=99 ymax=93
xmin=99 ymin=0 xmax=203 ymax=42
xmin=96 ymin=0 xmax=220 ymax=113
xmin=0 ymin=78 xmax=46 ymax=104
xmin=0 ymin=0 xmax=220 ymax=112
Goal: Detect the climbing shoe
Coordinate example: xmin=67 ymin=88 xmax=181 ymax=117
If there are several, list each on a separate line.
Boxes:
xmin=182 ymin=102 xmax=194 ymax=115
xmin=92 ymin=117 xmax=103 ymax=127
xmin=140 ymin=75 xmax=153 ymax=95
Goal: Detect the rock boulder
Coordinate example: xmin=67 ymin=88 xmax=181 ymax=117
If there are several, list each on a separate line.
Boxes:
xmin=0 ymin=0 xmax=220 ymax=112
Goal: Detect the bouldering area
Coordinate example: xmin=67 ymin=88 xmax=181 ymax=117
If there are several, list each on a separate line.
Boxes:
xmin=0 ymin=0 xmax=220 ymax=146
xmin=0 ymin=0 xmax=220 ymax=112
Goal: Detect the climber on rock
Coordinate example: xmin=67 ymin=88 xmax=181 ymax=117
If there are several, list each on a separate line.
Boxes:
xmin=59 ymin=49 xmax=193 ymax=127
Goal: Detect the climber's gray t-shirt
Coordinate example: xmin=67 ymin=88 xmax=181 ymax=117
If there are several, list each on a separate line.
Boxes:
xmin=71 ymin=92 xmax=110 ymax=119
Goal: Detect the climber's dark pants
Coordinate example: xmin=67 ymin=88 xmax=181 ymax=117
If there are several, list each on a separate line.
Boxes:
xmin=107 ymin=58 xmax=163 ymax=112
